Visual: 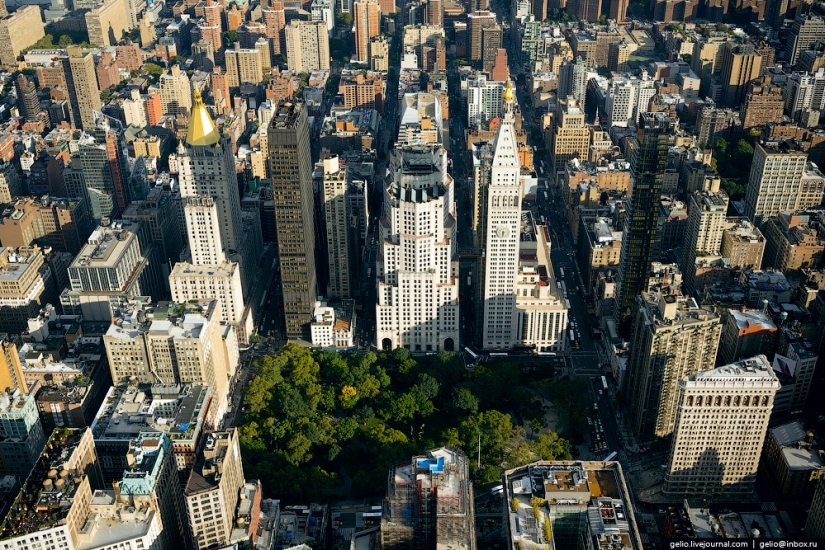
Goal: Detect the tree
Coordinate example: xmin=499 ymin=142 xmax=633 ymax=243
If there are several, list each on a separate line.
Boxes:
xmin=450 ymin=387 xmax=479 ymax=413
xmin=58 ymin=34 xmax=74 ymax=47
xmin=143 ymin=63 xmax=164 ymax=76
xmin=339 ymin=385 xmax=358 ymax=408
xmin=336 ymin=12 xmax=353 ymax=27
xmin=222 ymin=30 xmax=238 ymax=45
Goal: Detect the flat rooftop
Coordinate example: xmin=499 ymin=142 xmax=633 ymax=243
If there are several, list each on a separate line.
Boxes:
xmin=71 ymin=224 xmax=139 ymax=270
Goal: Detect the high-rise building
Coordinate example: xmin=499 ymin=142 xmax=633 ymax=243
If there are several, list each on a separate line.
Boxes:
xmin=85 ymin=0 xmax=129 ymax=47
xmin=319 ymin=156 xmax=359 ymax=299
xmin=741 ymin=76 xmax=784 ymax=129
xmin=557 ymin=58 xmax=590 ymax=108
xmin=625 ymin=287 xmax=721 ymax=442
xmin=480 ymin=24 xmax=502 ymax=73
xmin=807 ymin=477 xmax=825 ymax=538
xmin=679 ymin=190 xmax=729 ymax=294
xmin=225 ymin=43 xmax=265 ymax=87
xmin=184 ymin=430 xmax=246 ymax=549
xmin=60 ymin=222 xmax=162 ymax=320
xmin=616 ymin=113 xmax=674 ymax=324
xmin=381 ymin=448 xmax=475 ymax=550
xmin=0 ymin=196 xmax=93 ymax=255
xmin=262 ymin=1 xmax=286 ymax=55
xmin=605 ymin=73 xmax=656 ymax=128
xmin=104 ymin=299 xmax=233 ymax=421
xmin=374 ymin=145 xmax=459 ymax=352
xmin=0 ymin=6 xmax=45 ymax=66
xmin=719 ymin=42 xmax=762 ymax=107
xmin=0 ymin=246 xmax=54 ymax=333
xmin=425 ymin=0 xmax=442 ymax=25
xmin=610 ymin=0 xmax=629 ymax=21
xmin=285 ymin=20 xmax=330 ymax=72
xmin=354 ymin=0 xmax=380 ymax=63
xmin=0 ymin=389 xmax=47 ymax=479
xmin=14 ymin=74 xmax=42 ymax=124
xmin=468 ymin=10 xmax=497 ymax=66
xmin=370 ymin=35 xmax=390 ymax=71
xmin=550 ymin=96 xmax=591 ymax=173
xmin=61 ymin=46 xmax=102 ymax=130
xmin=744 ymin=141 xmax=807 ymax=225
xmin=783 ymin=69 xmax=825 ymax=122
xmin=482 ymin=82 xmax=521 ymax=350
xmin=157 ymin=65 xmax=192 ymax=117
xmin=117 ymin=432 xmax=189 ymax=550
xmin=311 ymin=0 xmax=334 ymax=34
xmin=267 ymin=101 xmax=318 ymax=340
xmin=785 ymin=12 xmax=825 ymax=66
xmin=774 ymin=328 xmax=818 ymax=414
xmin=721 ymin=217 xmax=765 ymax=269
xmin=567 ymin=0 xmax=600 ymax=22
xmin=663 ymin=355 xmax=778 ymax=497
xmin=466 ymin=72 xmax=504 ymax=128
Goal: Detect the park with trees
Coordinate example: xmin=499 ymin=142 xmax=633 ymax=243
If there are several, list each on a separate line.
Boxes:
xmin=239 ymin=345 xmax=581 ymax=502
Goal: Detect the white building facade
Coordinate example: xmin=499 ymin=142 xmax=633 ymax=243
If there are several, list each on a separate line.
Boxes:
xmin=375 ymin=145 xmax=460 ymax=353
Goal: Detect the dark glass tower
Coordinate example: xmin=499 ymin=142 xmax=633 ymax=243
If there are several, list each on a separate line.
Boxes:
xmin=616 ymin=112 xmax=675 ymax=328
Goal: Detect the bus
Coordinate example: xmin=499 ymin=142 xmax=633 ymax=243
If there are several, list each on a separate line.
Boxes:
xmin=601 ymin=376 xmax=608 ymax=391
xmin=560 ymin=281 xmax=566 ymax=294
xmin=604 ymin=451 xmax=618 ymax=462
xmin=489 ymin=352 xmax=509 ymax=358
xmin=537 ymin=352 xmax=557 ymax=357
xmin=464 ymin=347 xmax=479 ymax=361
xmin=565 ymin=299 xmax=571 ymax=309
xmin=543 ymin=191 xmax=548 ymax=200
xmin=560 ymin=267 xmax=565 ymax=279
xmin=569 ymin=330 xmax=575 ymax=344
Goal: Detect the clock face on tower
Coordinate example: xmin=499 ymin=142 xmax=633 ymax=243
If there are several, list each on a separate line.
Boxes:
xmin=496 ymin=226 xmax=510 ymax=239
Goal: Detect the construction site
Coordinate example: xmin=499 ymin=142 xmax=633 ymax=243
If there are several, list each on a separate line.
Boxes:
xmin=381 ymin=447 xmax=476 ymax=550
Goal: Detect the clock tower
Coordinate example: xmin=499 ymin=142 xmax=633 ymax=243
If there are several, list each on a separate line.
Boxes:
xmin=482 ymin=81 xmax=523 ymax=350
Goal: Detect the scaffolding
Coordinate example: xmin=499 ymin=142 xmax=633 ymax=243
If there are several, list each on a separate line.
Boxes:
xmin=381 ymin=448 xmax=476 ymax=550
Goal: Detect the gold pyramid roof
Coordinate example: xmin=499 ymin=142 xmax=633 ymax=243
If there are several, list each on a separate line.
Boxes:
xmin=502 ymin=80 xmax=515 ymax=103
xmin=186 ymin=87 xmax=221 ymax=146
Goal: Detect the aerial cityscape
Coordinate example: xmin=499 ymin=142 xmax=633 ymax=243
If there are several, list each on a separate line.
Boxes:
xmin=0 ymin=0 xmax=824 ymax=546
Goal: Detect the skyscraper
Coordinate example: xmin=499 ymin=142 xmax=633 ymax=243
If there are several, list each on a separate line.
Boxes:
xmin=157 ymin=65 xmax=192 ymax=117
xmin=320 ymin=156 xmax=355 ymax=299
xmin=14 ymin=74 xmax=42 ymax=124
xmin=663 ymin=355 xmax=778 ymax=497
xmin=549 ymin=96 xmax=591 ymax=172
xmin=557 ymin=58 xmax=589 ymax=107
xmin=625 ymin=288 xmax=721 ymax=442
xmin=354 ymin=0 xmax=380 ymax=63
xmin=719 ymin=42 xmax=762 ymax=107
xmin=482 ymin=82 xmax=522 ymax=350
xmin=374 ymin=145 xmax=460 ymax=352
xmin=679 ymin=189 xmax=729 ymax=294
xmin=785 ymin=12 xmax=825 ymax=66
xmin=267 ymin=101 xmax=318 ymax=340
xmin=285 ymin=20 xmax=331 ymax=72
xmin=468 ymin=10 xmax=497 ymax=66
xmin=61 ymin=46 xmax=102 ymax=130
xmin=616 ymin=112 xmax=674 ymax=325
xmin=744 ymin=141 xmax=807 ymax=225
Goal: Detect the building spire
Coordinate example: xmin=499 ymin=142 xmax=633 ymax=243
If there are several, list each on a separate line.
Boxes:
xmin=502 ymin=80 xmax=515 ymax=120
xmin=185 ymin=87 xmax=221 ymax=146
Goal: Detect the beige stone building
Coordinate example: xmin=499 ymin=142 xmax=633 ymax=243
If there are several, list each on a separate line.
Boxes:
xmin=184 ymin=430 xmax=246 ymax=549
xmin=157 ymin=65 xmax=192 ymax=116
xmin=61 ymin=46 xmax=102 ymax=130
xmin=284 ymin=20 xmax=330 ymax=72
xmin=0 ymin=6 xmax=45 ymax=66
xmin=762 ymin=211 xmax=825 ymax=272
xmin=85 ymin=0 xmax=131 ymax=47
xmin=550 ymin=96 xmax=590 ymax=173
xmin=721 ymin=217 xmax=765 ymax=270
xmin=664 ymin=355 xmax=778 ymax=497
xmin=225 ymin=43 xmax=264 ymax=88
xmin=625 ymin=287 xmax=721 ymax=443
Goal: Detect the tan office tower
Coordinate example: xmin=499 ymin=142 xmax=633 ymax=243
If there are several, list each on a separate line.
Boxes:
xmin=609 ymin=0 xmax=629 ymax=21
xmin=185 ymin=430 xmax=246 ymax=549
xmin=225 ymin=43 xmax=264 ymax=87
xmin=354 ymin=0 xmax=380 ymax=63
xmin=744 ymin=142 xmax=807 ymax=225
xmin=320 ymin=156 xmax=353 ymax=299
xmin=0 ymin=5 xmax=45 ymax=66
xmin=679 ymin=189 xmax=729 ymax=294
xmin=285 ymin=20 xmax=330 ymax=72
xmin=267 ymin=101 xmax=318 ymax=340
xmin=468 ymin=10 xmax=497 ymax=65
xmin=663 ymin=355 xmax=778 ymax=497
xmin=61 ymin=46 xmax=102 ymax=130
xmin=158 ymin=65 xmax=192 ymax=116
xmin=85 ymin=0 xmax=130 ymax=47
xmin=625 ymin=288 xmax=721 ymax=443
xmin=425 ymin=0 xmax=442 ymax=25
xmin=719 ymin=41 xmax=762 ymax=107
xmin=550 ymin=96 xmax=591 ymax=173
